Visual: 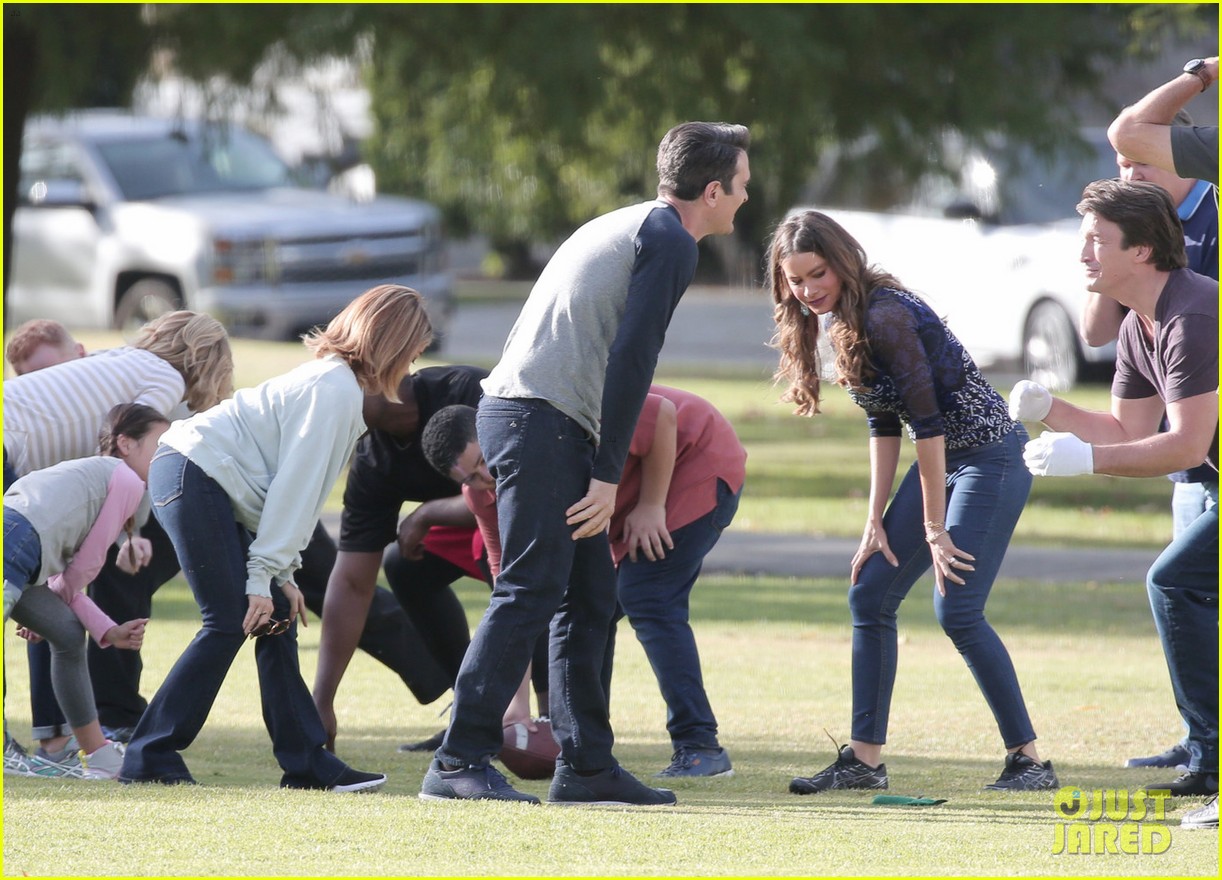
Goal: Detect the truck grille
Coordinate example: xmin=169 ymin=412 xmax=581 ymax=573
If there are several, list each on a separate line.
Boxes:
xmin=276 ymin=231 xmax=432 ymax=284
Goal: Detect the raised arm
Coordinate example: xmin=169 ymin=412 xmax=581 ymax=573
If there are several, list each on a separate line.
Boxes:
xmin=1109 ymin=57 xmax=1219 ymax=172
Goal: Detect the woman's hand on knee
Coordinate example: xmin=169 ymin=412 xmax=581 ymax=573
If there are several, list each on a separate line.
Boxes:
xmin=928 ymin=533 xmax=976 ymax=595
xmin=851 ymin=520 xmax=898 ymax=584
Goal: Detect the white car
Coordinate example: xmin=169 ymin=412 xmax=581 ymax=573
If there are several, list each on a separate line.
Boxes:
xmin=10 ymin=111 xmax=453 ymax=344
xmin=793 ymin=128 xmax=1120 ymax=389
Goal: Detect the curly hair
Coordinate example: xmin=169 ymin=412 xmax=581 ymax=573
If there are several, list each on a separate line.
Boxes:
xmin=420 ymin=405 xmax=478 ymax=478
xmin=303 ymin=284 xmax=432 ymax=401
xmin=133 ymin=311 xmax=233 ymax=412
xmin=765 ymin=211 xmax=903 ymax=416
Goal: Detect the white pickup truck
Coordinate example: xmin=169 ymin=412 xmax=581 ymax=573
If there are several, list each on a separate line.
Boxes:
xmin=794 ymin=128 xmax=1120 ymax=389
xmin=10 ymin=112 xmax=453 ymax=345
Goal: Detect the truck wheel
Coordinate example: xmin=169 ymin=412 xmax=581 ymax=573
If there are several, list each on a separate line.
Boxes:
xmin=1022 ymin=300 xmax=1081 ymax=391
xmin=114 ymin=279 xmax=182 ymax=335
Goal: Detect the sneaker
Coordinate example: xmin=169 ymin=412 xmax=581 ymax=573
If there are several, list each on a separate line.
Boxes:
xmin=35 ymin=735 xmax=80 ymax=765
xmin=548 ymin=761 xmax=677 ymax=806
xmin=79 ymin=742 xmax=125 ymax=780
xmin=1151 ymin=771 xmax=1219 ymax=798
xmin=1125 ymin=743 xmax=1191 ymax=771
xmin=282 ymin=766 xmax=388 ymax=793
xmin=655 ymin=746 xmax=734 ymax=779
xmin=29 ymin=738 xmax=88 ymax=779
xmin=1180 ymin=795 xmax=1219 ymax=830
xmin=419 ymin=758 xmax=540 ymax=803
xmin=984 ymin=752 xmax=1059 ymax=791
xmin=398 ymin=728 xmax=447 ymax=753
xmin=329 ymin=767 xmax=387 ymax=793
xmin=4 ymin=735 xmax=40 ymax=777
xmin=790 ymin=745 xmax=888 ymax=794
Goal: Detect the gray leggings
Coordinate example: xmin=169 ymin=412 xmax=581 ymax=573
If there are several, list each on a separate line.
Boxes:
xmin=8 ymin=585 xmax=97 ymax=730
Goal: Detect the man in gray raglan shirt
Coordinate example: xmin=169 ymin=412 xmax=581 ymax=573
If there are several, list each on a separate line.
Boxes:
xmin=420 ymin=121 xmax=751 ymax=805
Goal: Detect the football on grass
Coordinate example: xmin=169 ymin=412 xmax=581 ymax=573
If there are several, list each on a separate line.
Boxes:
xmin=499 ymin=719 xmax=560 ymax=780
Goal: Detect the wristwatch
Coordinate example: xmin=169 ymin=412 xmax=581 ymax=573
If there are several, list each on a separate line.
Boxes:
xmin=1183 ymin=58 xmax=1211 ymax=92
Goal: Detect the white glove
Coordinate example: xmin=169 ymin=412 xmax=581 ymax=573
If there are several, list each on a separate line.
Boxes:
xmin=1023 ymin=432 xmax=1094 ymax=477
xmin=1008 ymin=380 xmax=1052 ymax=422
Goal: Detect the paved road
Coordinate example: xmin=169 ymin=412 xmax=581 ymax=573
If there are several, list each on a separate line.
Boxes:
xmin=702 ymin=530 xmax=1154 ymax=585
xmin=420 ymin=290 xmax=1154 ymax=585
xmin=444 ymin=286 xmax=782 ymax=373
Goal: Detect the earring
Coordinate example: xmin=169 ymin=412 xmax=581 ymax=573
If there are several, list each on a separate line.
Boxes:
xmin=798 ymin=302 xmax=810 ymax=317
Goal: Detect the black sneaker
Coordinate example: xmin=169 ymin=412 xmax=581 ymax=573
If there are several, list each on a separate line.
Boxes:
xmin=329 ymin=767 xmax=388 ymax=793
xmin=281 ymin=766 xmax=387 ymax=793
xmin=1125 ymin=743 xmax=1190 ymax=770
xmin=789 ymin=745 xmax=888 ymax=794
xmin=1152 ymin=771 xmax=1219 ymax=798
xmin=984 ymin=753 xmax=1059 ymax=791
xmin=548 ymin=761 xmax=677 ymax=806
xmin=419 ymin=758 xmax=540 ymax=803
xmin=398 ymin=729 xmax=447 ymax=753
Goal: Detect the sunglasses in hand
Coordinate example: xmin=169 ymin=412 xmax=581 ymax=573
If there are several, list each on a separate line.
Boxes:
xmin=248 ymin=617 xmax=291 ymax=639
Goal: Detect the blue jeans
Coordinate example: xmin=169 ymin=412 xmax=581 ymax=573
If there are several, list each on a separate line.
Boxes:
xmin=439 ymin=397 xmax=619 ymax=771
xmin=618 ymin=479 xmax=739 ymax=750
xmin=121 ymin=449 xmax=348 ymax=786
xmin=1171 ymin=480 xmax=1210 ymax=540
xmin=1147 ymin=481 xmax=1218 ymax=775
xmin=849 ymin=426 xmax=1037 ymax=748
xmin=4 ymin=507 xmax=42 ymax=603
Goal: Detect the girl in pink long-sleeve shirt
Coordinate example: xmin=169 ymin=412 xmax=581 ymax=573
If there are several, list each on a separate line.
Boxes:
xmin=4 ymin=403 xmax=168 ymax=779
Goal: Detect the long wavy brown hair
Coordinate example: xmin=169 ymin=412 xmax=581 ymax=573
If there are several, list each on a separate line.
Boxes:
xmin=766 ymin=211 xmax=903 ymax=416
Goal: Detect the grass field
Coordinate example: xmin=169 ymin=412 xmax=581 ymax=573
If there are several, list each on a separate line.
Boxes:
xmin=3 ymin=330 xmax=1204 ymax=876
xmin=4 ymin=573 xmax=1215 ymax=876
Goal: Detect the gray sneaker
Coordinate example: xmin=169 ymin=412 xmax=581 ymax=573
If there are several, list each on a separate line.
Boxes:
xmin=1180 ymin=795 xmax=1219 ymax=830
xmin=790 ymin=745 xmax=888 ymax=794
xmin=28 ymin=737 xmax=88 ymax=779
xmin=79 ymin=742 xmax=125 ymax=780
xmin=4 ymin=735 xmax=40 ymax=777
xmin=419 ymin=758 xmax=540 ymax=803
xmin=35 ymin=735 xmax=80 ymax=765
xmin=984 ymin=752 xmax=1059 ymax=791
xmin=548 ymin=761 xmax=677 ymax=806
xmin=655 ymin=746 xmax=734 ymax=778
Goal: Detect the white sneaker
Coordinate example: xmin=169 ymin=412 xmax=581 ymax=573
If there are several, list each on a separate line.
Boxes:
xmin=1181 ymin=795 xmax=1219 ymax=830
xmin=79 ymin=741 xmax=125 ymax=780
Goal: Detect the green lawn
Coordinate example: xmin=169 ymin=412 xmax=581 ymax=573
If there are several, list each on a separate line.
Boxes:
xmin=3 ymin=330 xmax=1195 ymax=876
xmin=43 ymin=330 xmax=1178 ymax=551
xmin=3 ymin=574 xmax=1214 ymax=876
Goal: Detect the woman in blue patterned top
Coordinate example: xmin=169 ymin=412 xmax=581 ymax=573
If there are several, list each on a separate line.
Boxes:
xmin=767 ymin=210 xmax=1056 ymax=793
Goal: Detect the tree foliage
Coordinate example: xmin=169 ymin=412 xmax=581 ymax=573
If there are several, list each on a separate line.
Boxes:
xmin=4 ymin=3 xmax=1215 ymax=299
xmin=358 ymin=3 xmax=1210 ymax=278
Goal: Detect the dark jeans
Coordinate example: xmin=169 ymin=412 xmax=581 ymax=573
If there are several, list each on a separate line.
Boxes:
xmin=849 ymin=426 xmax=1037 ymax=749
xmin=382 ymin=543 xmax=549 ymax=698
xmin=439 ymin=397 xmax=618 ymax=770
xmin=618 ymin=479 xmax=740 ymax=750
xmin=1147 ymin=481 xmax=1218 ymax=775
xmin=121 ymin=449 xmax=348 ymax=786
